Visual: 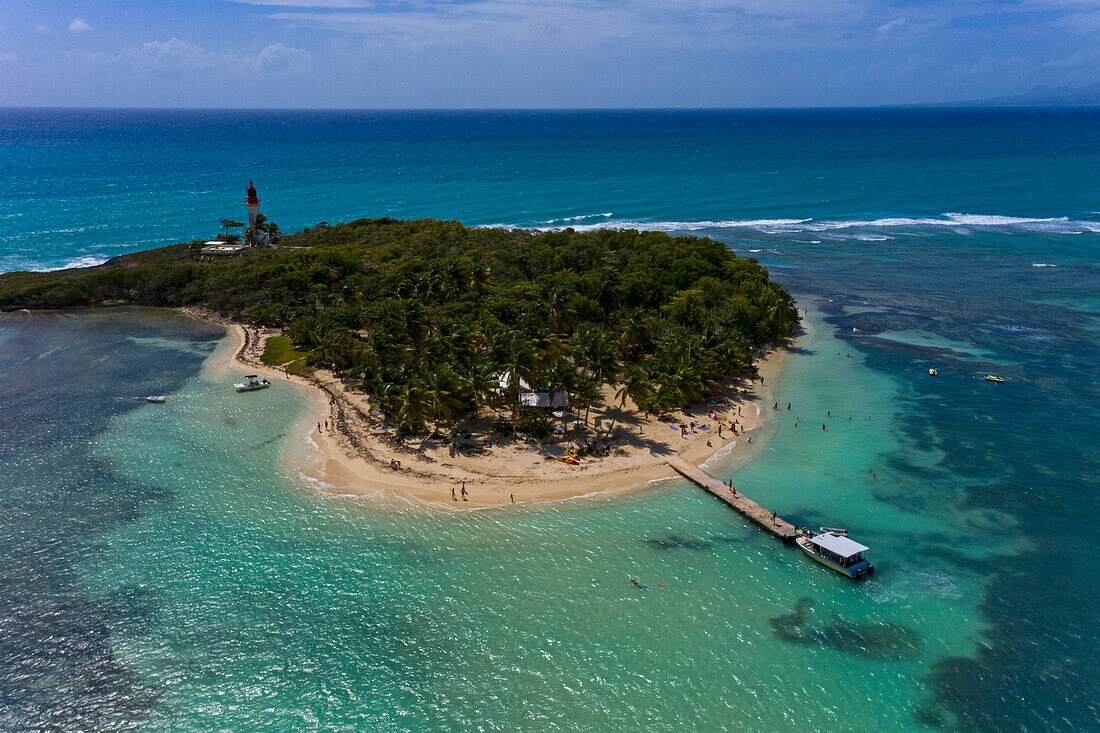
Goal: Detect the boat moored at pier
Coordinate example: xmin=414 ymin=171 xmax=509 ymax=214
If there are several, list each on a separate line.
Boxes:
xmin=796 ymin=530 xmax=874 ymax=579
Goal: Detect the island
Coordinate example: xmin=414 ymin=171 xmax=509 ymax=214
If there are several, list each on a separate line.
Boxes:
xmin=0 ymin=218 xmax=800 ymax=507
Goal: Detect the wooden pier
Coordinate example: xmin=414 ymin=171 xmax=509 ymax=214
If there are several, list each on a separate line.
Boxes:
xmin=667 ymin=456 xmax=797 ymax=543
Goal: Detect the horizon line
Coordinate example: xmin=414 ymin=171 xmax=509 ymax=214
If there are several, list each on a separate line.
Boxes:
xmin=1 ymin=103 xmax=1098 ymax=113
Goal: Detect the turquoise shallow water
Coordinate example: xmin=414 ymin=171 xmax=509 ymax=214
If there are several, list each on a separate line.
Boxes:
xmin=74 ymin=310 xmax=995 ymax=730
xmin=1 ymin=109 xmax=1098 ymax=730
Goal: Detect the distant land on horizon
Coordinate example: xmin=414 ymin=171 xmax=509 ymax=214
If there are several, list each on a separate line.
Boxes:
xmin=946 ymin=83 xmax=1100 ymax=107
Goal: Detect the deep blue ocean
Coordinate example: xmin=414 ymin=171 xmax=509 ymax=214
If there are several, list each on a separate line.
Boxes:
xmin=1 ymin=109 xmax=1098 ymax=730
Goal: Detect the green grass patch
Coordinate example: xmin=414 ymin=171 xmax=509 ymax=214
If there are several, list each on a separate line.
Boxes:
xmin=261 ymin=335 xmax=312 ymax=376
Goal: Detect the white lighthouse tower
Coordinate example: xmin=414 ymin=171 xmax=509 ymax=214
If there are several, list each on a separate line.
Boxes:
xmin=246 ymin=181 xmax=261 ymax=228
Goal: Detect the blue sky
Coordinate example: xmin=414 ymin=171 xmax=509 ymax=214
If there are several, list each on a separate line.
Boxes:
xmin=0 ymin=0 xmax=1097 ymax=107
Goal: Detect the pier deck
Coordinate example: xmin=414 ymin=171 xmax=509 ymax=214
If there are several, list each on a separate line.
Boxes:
xmin=667 ymin=456 xmax=797 ymax=543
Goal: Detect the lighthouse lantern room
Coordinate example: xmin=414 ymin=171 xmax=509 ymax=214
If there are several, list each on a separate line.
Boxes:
xmin=246 ymin=181 xmax=261 ymax=228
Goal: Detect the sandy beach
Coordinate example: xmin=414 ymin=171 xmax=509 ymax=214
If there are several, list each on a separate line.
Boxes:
xmin=186 ymin=307 xmax=795 ymax=509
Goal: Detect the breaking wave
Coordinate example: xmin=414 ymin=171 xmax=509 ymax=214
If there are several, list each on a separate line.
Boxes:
xmin=539 ymin=212 xmax=614 ymax=225
xmin=483 ymin=213 xmax=1100 ymax=236
xmin=35 ymin=255 xmax=110 ymax=272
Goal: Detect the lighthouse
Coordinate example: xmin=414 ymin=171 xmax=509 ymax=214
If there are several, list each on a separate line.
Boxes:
xmin=246 ymin=181 xmax=261 ymax=228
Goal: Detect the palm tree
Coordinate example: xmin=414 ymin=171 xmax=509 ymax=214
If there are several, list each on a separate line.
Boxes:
xmin=594 ymin=268 xmax=620 ymax=320
xmin=470 ymin=262 xmax=492 ymax=294
xmin=546 ymin=357 xmax=580 ymax=397
xmin=655 ymin=359 xmax=703 ymax=409
xmin=571 ymin=375 xmax=601 ymax=426
xmin=394 ymin=381 xmax=431 ymax=434
xmin=530 ymin=332 xmax=561 ymax=372
xmin=576 ymin=326 xmax=620 ymax=389
xmin=259 ymin=219 xmax=280 ymax=242
xmin=619 ymin=365 xmax=654 ymax=418
xmin=499 ymin=333 xmax=538 ymax=436
xmin=441 ymin=323 xmax=478 ymax=369
xmin=467 ymin=364 xmax=502 ymax=409
xmin=764 ymin=297 xmax=796 ymax=337
xmin=619 ymin=308 xmax=650 ymax=358
xmin=546 ymin=288 xmax=574 ymax=334
xmin=245 ymin=214 xmax=280 ymax=246
xmin=424 ymin=366 xmax=463 ymax=433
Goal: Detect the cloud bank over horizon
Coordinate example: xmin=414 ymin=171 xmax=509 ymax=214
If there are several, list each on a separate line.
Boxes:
xmin=0 ymin=0 xmax=1097 ymax=108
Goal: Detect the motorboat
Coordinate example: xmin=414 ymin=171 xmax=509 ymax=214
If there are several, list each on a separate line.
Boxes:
xmin=984 ymin=375 xmax=1005 ymax=383
xmin=146 ymin=396 xmax=167 ymax=403
xmin=928 ymin=368 xmax=937 ymax=376
xmin=796 ymin=529 xmax=874 ymax=579
xmin=234 ymin=375 xmax=270 ymax=391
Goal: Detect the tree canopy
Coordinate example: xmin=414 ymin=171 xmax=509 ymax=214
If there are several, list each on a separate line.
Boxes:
xmin=0 ymin=218 xmax=799 ymax=433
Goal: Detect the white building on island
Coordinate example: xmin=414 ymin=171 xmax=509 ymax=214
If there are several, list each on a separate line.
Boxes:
xmin=497 ymin=373 xmax=571 ymax=408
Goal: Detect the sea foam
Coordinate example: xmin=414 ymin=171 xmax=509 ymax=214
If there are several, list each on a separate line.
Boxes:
xmin=485 ymin=212 xmax=1100 ymax=237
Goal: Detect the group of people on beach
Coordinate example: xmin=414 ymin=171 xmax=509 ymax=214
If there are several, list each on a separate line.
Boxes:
xmin=451 ymin=481 xmax=468 ymax=501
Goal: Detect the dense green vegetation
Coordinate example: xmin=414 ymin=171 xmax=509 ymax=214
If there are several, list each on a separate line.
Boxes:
xmin=0 ymin=218 xmax=798 ymax=433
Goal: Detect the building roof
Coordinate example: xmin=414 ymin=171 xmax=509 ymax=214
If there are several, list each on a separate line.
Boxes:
xmin=497 ymin=373 xmax=532 ymax=391
xmin=519 ymin=390 xmax=571 ymax=408
xmin=808 ymin=533 xmax=869 ymax=557
xmin=201 ymin=242 xmax=249 ymax=256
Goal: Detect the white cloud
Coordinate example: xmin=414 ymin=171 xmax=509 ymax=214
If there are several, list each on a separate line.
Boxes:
xmin=259 ymin=0 xmax=888 ymax=53
xmin=876 ymin=16 xmax=907 ymax=37
xmin=68 ymin=18 xmax=93 ymax=33
xmin=250 ymin=43 xmax=314 ymax=73
xmin=131 ymin=38 xmax=221 ymax=71
xmin=90 ymin=39 xmax=313 ymax=76
xmin=226 ymin=0 xmax=371 ymax=6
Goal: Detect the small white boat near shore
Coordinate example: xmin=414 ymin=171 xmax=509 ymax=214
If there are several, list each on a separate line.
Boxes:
xmin=984 ymin=375 xmax=1004 ymax=383
xmin=234 ymin=375 xmax=270 ymax=391
xmin=146 ymin=396 xmax=167 ymax=403
xmin=796 ymin=529 xmax=874 ymax=579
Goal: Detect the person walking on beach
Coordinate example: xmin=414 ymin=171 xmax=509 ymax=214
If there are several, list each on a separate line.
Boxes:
xmin=510 ymin=493 xmax=515 ymax=503
xmin=461 ymin=486 xmax=468 ymax=501
xmin=451 ymin=487 xmax=457 ymax=501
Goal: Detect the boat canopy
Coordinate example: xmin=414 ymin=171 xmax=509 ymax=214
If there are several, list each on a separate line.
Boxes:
xmin=808 ymin=533 xmax=869 ymax=558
